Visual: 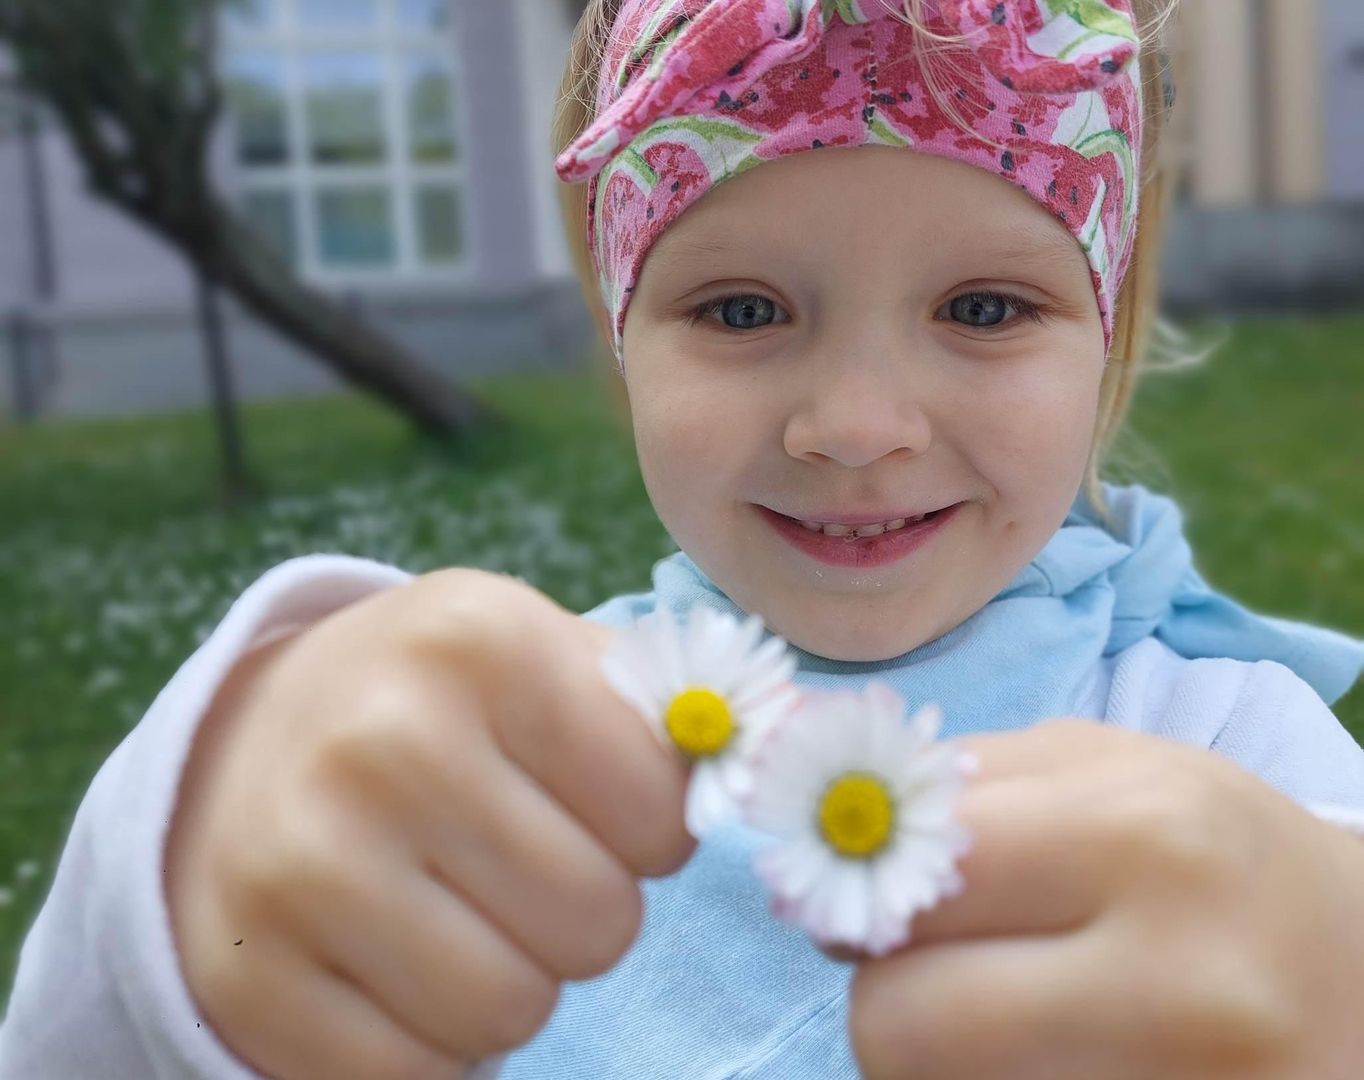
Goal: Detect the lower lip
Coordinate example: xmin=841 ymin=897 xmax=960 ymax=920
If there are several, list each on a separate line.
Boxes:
xmin=757 ymin=504 xmax=961 ymax=569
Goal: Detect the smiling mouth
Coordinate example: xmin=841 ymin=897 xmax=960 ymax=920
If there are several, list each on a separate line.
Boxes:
xmin=756 ymin=503 xmax=962 ymax=569
xmin=787 ymin=510 xmax=944 ymax=539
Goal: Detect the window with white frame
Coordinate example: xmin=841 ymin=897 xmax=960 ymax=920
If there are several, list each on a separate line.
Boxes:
xmin=223 ymin=0 xmax=467 ymax=279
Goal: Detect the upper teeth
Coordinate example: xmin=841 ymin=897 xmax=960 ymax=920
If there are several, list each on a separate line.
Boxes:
xmin=798 ymin=514 xmax=927 ymax=537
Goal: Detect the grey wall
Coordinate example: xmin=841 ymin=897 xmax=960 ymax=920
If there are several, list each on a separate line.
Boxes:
xmin=1160 ymin=202 xmax=1364 ymax=312
xmin=451 ymin=0 xmax=539 ymax=290
xmin=1324 ymin=0 xmax=1364 ymax=201
xmin=0 ymin=139 xmax=27 ymax=314
xmin=40 ymin=133 xmax=194 ymax=315
xmin=30 ymin=280 xmax=596 ymax=419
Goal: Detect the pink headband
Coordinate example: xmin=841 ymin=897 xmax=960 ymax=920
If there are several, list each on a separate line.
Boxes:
xmin=555 ymin=0 xmax=1144 ymax=363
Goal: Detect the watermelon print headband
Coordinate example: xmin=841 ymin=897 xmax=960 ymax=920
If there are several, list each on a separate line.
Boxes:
xmin=554 ymin=0 xmax=1145 ymax=365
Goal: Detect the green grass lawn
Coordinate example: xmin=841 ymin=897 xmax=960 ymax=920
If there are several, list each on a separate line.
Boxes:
xmin=1 ymin=314 xmax=1362 ymax=1007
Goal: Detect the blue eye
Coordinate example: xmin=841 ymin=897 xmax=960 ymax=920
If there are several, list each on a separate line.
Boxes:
xmin=943 ymin=291 xmax=1045 ymax=328
xmin=690 ymin=293 xmax=783 ymax=331
xmin=687 ymin=290 xmax=1044 ymax=333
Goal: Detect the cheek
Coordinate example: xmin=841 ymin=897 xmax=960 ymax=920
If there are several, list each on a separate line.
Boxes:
xmin=634 ymin=393 xmax=708 ymax=490
xmin=956 ymin=350 xmax=1105 ymax=500
xmin=628 ymin=372 xmax=748 ymax=526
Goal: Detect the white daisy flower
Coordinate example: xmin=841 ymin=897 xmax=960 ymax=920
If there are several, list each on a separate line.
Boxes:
xmin=746 ymin=682 xmax=974 ymax=956
xmin=602 ymin=606 xmax=799 ymax=837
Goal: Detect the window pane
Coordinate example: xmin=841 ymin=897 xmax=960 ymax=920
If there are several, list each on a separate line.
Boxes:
xmin=397 ymin=0 xmax=450 ymax=31
xmin=297 ymin=0 xmax=377 ymax=30
xmin=407 ymin=56 xmax=457 ymax=163
xmin=225 ymin=0 xmax=277 ymax=31
xmin=303 ymin=53 xmax=386 ymax=165
xmin=242 ymin=189 xmax=298 ymax=265
xmin=316 ymin=187 xmax=395 ymax=267
xmin=226 ymin=52 xmax=289 ymax=166
xmin=415 ymin=185 xmax=463 ymax=263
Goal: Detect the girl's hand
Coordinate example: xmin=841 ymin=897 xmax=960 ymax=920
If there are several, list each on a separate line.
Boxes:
xmin=848 ymin=719 xmax=1364 ymax=1080
xmin=165 ymin=569 xmax=694 ymax=1080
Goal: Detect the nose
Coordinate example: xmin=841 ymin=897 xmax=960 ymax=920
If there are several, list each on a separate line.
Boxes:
xmin=782 ymin=353 xmax=933 ymax=469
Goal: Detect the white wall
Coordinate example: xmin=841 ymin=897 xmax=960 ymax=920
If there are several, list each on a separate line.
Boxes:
xmin=511 ymin=0 xmax=575 ymax=280
xmin=41 ymin=128 xmax=194 ymax=315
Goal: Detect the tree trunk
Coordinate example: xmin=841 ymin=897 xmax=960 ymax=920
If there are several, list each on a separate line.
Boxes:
xmin=207 ymin=210 xmax=492 ymax=440
xmin=193 ymin=267 xmax=253 ymax=504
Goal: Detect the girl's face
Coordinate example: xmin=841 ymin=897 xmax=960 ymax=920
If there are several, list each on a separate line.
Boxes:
xmin=622 ymin=147 xmax=1108 ymax=662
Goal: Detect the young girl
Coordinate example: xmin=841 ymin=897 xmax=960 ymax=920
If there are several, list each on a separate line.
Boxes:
xmin=3 ymin=0 xmax=1364 ymax=1077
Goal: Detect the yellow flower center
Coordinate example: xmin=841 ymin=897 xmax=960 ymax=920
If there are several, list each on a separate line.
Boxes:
xmin=663 ymin=688 xmax=736 ymax=758
xmin=818 ymin=772 xmax=895 ymax=858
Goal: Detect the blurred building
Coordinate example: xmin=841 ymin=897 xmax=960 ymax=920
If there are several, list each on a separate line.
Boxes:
xmin=0 ymin=0 xmax=590 ymax=420
xmin=1160 ymin=0 xmax=1364 ymax=310
xmin=1 ymin=0 xmax=1362 ymax=421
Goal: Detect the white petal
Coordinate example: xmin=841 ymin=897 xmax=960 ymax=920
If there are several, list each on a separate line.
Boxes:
xmin=828 ymin=865 xmax=873 ymax=945
xmin=905 ymin=701 xmax=944 ymax=748
xmin=746 ymin=775 xmax=817 ymax=837
xmin=717 ymin=753 xmax=755 ymax=798
xmin=684 ymin=762 xmax=739 ymax=836
xmin=600 ymin=653 xmax=666 ymax=726
xmin=729 ymin=612 xmax=766 ymax=658
xmin=864 ymin=681 xmax=906 ymax=725
xmin=685 ymin=609 xmax=740 ymax=689
xmin=650 ymin=609 xmax=689 ymax=694
xmin=744 ymin=682 xmax=971 ymax=955
xmin=806 ymin=865 xmax=864 ymax=946
xmin=606 ymin=619 xmax=681 ymax=702
xmin=734 ymin=697 xmax=796 ymax=751
xmin=864 ymin=904 xmax=913 ymax=956
xmin=730 ymin=636 xmax=797 ymax=699
xmin=729 ymin=679 xmax=792 ymax=721
xmin=757 ymin=835 xmax=830 ymax=900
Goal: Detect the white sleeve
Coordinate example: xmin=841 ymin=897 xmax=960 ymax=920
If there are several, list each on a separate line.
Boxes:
xmin=1101 ymin=637 xmax=1364 ymax=842
xmin=0 ymin=555 xmax=412 ymax=1079
xmin=1209 ymin=658 xmax=1364 ymax=839
xmin=1304 ymin=801 xmax=1364 ymax=840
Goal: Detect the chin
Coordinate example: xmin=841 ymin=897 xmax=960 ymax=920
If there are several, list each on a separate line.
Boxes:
xmin=766 ymin=607 xmax=939 ymax=663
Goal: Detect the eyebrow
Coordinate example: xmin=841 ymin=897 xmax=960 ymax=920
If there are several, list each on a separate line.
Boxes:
xmin=652 ymin=222 xmax=1083 ymax=271
xmin=648 ymin=233 xmax=748 ymax=265
xmin=983 ymin=224 xmax=1085 ymax=269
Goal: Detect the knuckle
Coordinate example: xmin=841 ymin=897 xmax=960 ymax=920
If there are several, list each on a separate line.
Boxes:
xmin=1107 ymin=776 xmax=1225 ymax=881
xmin=312 ymin=679 xmax=431 ymax=794
xmin=234 ymin=797 xmax=344 ymax=917
xmin=1161 ymin=950 xmax=1297 ymax=1069
xmin=374 ymin=1042 xmax=464 ymax=1080
xmin=604 ymin=768 xmax=693 ymax=878
xmin=631 ymin=807 xmax=696 ymax=878
xmin=477 ymin=966 xmax=560 ymax=1053
xmin=401 ymin=568 xmax=549 ymax=659
xmin=398 ymin=570 xmax=580 ymax=714
xmin=566 ymin=875 xmax=643 ymax=978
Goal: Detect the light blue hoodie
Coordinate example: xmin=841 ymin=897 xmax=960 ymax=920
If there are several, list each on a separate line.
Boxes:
xmin=502 ymin=483 xmax=1364 ymax=1078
